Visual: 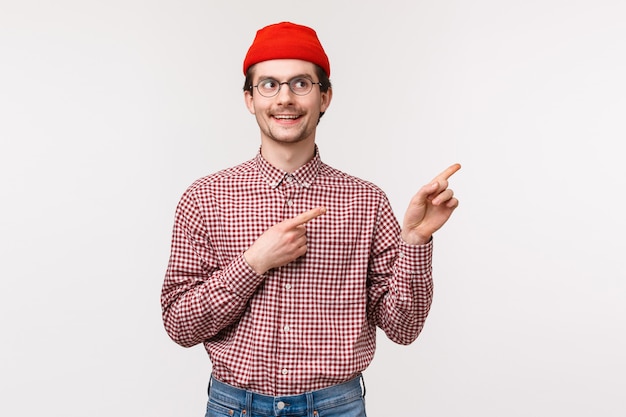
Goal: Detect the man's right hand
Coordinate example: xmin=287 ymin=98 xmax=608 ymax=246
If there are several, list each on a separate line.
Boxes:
xmin=243 ymin=206 xmax=327 ymax=275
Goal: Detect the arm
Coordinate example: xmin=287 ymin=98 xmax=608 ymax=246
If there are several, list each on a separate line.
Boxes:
xmin=161 ymin=189 xmax=327 ymax=347
xmin=367 ymin=201 xmax=434 ymax=345
xmin=160 ymin=190 xmax=263 ymax=347
xmin=369 ymin=164 xmax=460 ymax=344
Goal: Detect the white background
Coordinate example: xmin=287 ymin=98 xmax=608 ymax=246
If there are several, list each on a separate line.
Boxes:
xmin=1 ymin=1 xmax=625 ymax=416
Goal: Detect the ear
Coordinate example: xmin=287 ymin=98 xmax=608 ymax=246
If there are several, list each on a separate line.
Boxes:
xmin=320 ymin=87 xmax=332 ymax=113
xmin=244 ymin=90 xmax=255 ymax=114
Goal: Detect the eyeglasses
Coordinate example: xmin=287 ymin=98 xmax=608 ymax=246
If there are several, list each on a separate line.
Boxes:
xmin=252 ymin=77 xmax=322 ymax=98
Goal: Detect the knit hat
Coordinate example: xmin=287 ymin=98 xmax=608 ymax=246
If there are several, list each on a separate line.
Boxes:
xmin=243 ymin=22 xmax=330 ymax=77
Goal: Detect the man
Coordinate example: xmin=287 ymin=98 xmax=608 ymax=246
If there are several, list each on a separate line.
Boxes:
xmin=161 ymin=21 xmax=460 ymax=417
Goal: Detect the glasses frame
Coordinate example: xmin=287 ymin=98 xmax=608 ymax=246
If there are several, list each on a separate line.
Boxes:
xmin=251 ymin=77 xmax=323 ymax=98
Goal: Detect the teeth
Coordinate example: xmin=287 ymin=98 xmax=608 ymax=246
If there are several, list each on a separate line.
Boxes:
xmin=275 ymin=115 xmax=298 ymax=119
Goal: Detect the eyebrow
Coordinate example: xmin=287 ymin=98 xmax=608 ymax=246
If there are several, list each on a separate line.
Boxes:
xmin=256 ymin=73 xmax=314 ymax=81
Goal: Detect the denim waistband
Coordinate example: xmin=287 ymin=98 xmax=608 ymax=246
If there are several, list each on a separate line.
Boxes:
xmin=208 ymin=375 xmax=364 ymax=416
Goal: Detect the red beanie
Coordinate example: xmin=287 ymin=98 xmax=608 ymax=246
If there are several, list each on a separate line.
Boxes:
xmin=243 ymin=22 xmax=330 ymax=77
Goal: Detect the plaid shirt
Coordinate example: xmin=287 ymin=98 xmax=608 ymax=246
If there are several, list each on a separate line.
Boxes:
xmin=161 ymin=149 xmax=434 ymax=396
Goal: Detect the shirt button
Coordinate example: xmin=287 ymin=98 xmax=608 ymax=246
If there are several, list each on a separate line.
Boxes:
xmin=285 ymin=284 xmax=292 ymax=290
xmin=283 ymin=325 xmax=290 ymax=332
xmin=277 ymin=401 xmax=286 ymax=410
xmin=286 ymin=176 xmax=294 ymax=183
xmin=281 ymin=368 xmax=288 ymax=375
xmin=286 ymin=199 xmax=293 ymax=206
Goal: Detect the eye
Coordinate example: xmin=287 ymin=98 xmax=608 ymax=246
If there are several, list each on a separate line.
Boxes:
xmin=259 ymin=79 xmax=278 ymax=90
xmin=291 ymin=78 xmax=311 ymax=90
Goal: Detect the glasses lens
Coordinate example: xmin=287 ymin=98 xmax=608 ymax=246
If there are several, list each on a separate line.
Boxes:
xmin=257 ymin=79 xmax=279 ymax=97
xmin=289 ymin=78 xmax=313 ymax=95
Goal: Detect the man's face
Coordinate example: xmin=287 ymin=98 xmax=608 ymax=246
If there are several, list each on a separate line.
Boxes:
xmin=244 ymin=59 xmax=332 ymax=146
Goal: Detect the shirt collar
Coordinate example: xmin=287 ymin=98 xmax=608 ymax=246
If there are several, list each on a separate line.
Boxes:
xmin=256 ymin=146 xmax=321 ymax=189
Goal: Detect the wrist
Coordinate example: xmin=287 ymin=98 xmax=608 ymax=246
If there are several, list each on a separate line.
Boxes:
xmin=243 ymin=249 xmax=267 ymax=275
xmin=400 ymin=230 xmax=431 ymax=246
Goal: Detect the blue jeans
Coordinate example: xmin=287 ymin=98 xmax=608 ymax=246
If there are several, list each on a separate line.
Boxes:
xmin=205 ymin=375 xmax=367 ymax=417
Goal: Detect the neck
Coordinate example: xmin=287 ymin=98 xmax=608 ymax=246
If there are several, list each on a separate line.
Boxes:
xmin=260 ymin=139 xmax=316 ymax=173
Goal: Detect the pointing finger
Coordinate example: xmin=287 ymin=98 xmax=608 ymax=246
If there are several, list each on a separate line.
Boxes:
xmin=434 ymin=163 xmax=461 ymax=182
xmin=292 ymin=206 xmax=327 ymax=226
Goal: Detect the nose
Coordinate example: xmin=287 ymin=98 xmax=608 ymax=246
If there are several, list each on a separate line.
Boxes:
xmin=275 ymin=82 xmax=295 ymax=102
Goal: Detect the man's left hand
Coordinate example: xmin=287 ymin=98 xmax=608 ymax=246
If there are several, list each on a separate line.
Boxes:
xmin=401 ymin=163 xmax=461 ymax=245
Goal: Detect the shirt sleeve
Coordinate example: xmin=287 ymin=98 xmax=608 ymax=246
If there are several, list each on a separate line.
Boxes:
xmin=160 ymin=188 xmax=265 ymax=348
xmin=367 ymin=197 xmax=434 ymax=345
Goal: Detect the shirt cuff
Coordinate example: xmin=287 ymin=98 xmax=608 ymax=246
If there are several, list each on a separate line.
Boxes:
xmin=396 ymin=238 xmax=433 ymax=276
xmin=221 ymin=254 xmax=266 ymax=300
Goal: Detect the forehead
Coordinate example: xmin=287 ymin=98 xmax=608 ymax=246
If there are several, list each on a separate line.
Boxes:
xmin=251 ymin=59 xmax=317 ymax=80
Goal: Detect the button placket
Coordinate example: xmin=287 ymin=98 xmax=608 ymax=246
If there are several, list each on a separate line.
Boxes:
xmin=283 ymin=175 xmax=296 ymax=207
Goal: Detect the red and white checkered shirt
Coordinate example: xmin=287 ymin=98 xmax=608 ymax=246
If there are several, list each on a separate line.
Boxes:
xmin=161 ymin=148 xmax=434 ymax=396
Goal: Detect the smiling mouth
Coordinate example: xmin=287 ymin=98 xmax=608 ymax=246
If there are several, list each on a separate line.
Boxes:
xmin=273 ymin=115 xmax=300 ymax=120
